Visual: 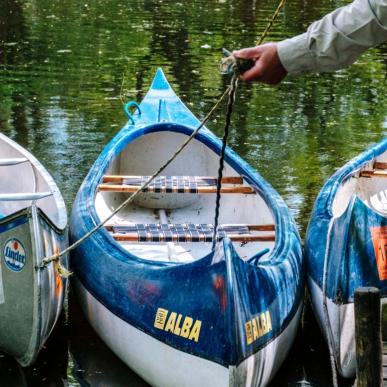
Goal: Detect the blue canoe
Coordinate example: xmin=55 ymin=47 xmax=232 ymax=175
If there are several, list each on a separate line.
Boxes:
xmin=70 ymin=69 xmax=304 ymax=386
xmin=306 ymin=139 xmax=387 ymax=378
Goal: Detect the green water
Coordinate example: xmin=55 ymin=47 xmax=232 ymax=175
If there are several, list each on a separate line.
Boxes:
xmin=0 ymin=0 xmax=385 ymax=385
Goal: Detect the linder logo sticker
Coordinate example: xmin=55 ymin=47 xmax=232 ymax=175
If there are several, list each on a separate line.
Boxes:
xmin=370 ymin=226 xmax=387 ymax=281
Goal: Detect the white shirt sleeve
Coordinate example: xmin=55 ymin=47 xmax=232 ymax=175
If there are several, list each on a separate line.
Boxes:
xmin=277 ymin=0 xmax=387 ymax=75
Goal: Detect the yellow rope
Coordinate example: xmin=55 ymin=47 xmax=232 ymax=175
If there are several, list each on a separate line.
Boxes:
xmin=256 ymin=0 xmax=287 ymax=46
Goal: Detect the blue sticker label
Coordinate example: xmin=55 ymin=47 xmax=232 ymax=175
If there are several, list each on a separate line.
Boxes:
xmin=3 ymin=238 xmax=26 ymax=272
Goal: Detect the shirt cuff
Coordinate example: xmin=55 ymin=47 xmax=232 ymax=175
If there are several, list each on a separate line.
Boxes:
xmin=277 ymin=33 xmax=315 ymax=76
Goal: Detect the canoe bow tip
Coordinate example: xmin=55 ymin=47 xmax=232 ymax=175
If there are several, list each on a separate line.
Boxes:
xmin=151 ymin=68 xmax=172 ymax=91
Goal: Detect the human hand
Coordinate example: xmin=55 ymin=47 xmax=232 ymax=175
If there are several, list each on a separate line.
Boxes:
xmin=233 ymin=43 xmax=287 ymax=85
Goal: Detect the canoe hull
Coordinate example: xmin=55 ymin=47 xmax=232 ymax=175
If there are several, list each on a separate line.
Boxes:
xmin=306 ymin=138 xmax=387 ymax=378
xmin=0 ymin=207 xmax=68 ymax=366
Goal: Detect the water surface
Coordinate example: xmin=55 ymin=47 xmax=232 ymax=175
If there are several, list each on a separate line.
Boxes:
xmin=0 ymin=0 xmax=386 ymax=385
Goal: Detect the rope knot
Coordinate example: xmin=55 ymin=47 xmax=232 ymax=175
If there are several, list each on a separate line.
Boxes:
xmin=40 ymin=253 xmax=72 ymax=278
xmin=220 ymin=48 xmax=255 ymax=76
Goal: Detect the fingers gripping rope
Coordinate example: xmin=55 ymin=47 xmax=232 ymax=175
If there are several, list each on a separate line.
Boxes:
xmin=220 ymin=0 xmax=287 ymax=75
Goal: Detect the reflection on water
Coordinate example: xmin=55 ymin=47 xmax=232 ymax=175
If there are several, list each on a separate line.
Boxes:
xmin=68 ymin=290 xmax=149 ymax=387
xmin=0 ymin=312 xmax=68 ymax=387
xmin=0 ymin=0 xmax=386 ymax=385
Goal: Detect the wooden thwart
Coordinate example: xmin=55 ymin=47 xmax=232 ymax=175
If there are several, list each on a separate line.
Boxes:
xmin=102 ymin=175 xmax=244 ymax=184
xmin=105 ymin=223 xmax=275 ymax=243
xmin=105 ymin=224 xmax=275 ymax=232
xmin=99 ymin=175 xmax=255 ymax=194
xmin=374 ymin=162 xmax=387 ymax=170
xmin=360 ymin=170 xmax=387 ymax=178
xmin=99 ymin=184 xmax=254 ymax=194
xmin=110 ymin=233 xmax=275 ymax=243
xmin=360 ymin=161 xmax=387 ymax=177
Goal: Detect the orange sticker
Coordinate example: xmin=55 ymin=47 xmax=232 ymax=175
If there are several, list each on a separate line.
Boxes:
xmin=370 ymin=226 xmax=387 ymax=281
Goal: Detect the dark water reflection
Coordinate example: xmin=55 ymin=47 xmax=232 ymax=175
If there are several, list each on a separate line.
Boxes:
xmin=0 ymin=0 xmax=385 ymax=385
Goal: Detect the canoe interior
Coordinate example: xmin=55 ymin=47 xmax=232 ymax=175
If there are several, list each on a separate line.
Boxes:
xmin=332 ymin=152 xmax=387 ymax=217
xmin=0 ymin=134 xmax=66 ymax=230
xmin=96 ymin=130 xmax=276 ymax=263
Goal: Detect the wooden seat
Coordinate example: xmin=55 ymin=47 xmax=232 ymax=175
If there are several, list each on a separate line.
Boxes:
xmin=99 ymin=175 xmax=254 ymax=194
xmin=105 ymin=223 xmax=275 ymax=243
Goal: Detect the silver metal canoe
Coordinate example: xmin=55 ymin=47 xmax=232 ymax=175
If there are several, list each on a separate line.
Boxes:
xmin=0 ymin=133 xmax=68 ymax=366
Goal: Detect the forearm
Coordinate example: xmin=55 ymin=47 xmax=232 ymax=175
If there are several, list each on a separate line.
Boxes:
xmin=278 ymin=0 xmax=387 ymax=75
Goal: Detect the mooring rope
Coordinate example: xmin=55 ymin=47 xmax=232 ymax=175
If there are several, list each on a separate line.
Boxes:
xmin=41 ymin=0 xmax=288 ymax=277
xmin=212 ymin=74 xmax=238 ymax=249
xmin=256 ymin=0 xmax=287 ymax=46
xmin=211 ymin=0 xmax=287 ymax=246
